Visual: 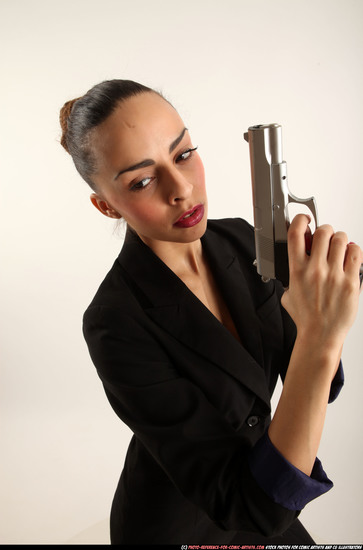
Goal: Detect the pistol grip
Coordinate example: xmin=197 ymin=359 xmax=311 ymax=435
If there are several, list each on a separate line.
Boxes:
xmin=275 ymin=241 xmax=289 ymax=288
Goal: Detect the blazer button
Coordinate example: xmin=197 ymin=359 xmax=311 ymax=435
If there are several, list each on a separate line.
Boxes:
xmin=246 ymin=415 xmax=260 ymax=427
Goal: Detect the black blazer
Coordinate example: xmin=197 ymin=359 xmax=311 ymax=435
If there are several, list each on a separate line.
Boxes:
xmin=83 ymin=218 xmax=306 ymax=545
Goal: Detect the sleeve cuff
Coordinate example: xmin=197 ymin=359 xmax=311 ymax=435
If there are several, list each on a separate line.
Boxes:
xmin=329 ymin=360 xmax=344 ymax=403
xmin=247 ymin=432 xmax=333 ymax=511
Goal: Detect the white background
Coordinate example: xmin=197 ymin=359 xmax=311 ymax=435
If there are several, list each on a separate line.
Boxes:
xmin=1 ymin=0 xmax=362 ymax=544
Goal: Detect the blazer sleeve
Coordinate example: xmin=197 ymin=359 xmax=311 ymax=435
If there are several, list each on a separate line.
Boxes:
xmin=84 ymin=304 xmax=302 ymax=537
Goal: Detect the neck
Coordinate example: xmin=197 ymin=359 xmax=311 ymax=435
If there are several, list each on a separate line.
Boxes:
xmin=140 ymin=237 xmax=204 ymax=277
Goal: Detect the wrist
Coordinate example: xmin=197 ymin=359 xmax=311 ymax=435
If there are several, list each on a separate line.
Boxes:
xmin=290 ymin=331 xmax=342 ymax=386
xmin=294 ymin=326 xmax=344 ymax=365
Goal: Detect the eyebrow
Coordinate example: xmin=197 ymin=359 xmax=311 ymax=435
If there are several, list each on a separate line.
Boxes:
xmin=169 ymin=127 xmax=188 ymax=154
xmin=114 ymin=127 xmax=188 ymax=180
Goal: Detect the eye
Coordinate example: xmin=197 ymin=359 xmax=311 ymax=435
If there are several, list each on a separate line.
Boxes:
xmin=130 ymin=176 xmax=153 ymax=192
xmin=177 ymin=146 xmax=198 ymax=162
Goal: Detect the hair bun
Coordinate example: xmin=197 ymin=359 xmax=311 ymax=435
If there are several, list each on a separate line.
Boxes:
xmin=59 ymin=97 xmax=80 ymax=153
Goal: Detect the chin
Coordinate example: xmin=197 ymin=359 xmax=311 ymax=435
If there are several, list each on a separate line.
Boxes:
xmin=174 ymin=219 xmax=208 ymax=243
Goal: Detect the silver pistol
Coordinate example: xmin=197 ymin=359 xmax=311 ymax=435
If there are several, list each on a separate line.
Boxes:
xmin=244 ymin=123 xmax=363 ymax=287
xmin=244 ymin=123 xmax=318 ymax=288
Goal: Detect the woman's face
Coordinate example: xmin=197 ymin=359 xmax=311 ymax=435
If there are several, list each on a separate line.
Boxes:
xmin=90 ymin=92 xmax=208 ymax=247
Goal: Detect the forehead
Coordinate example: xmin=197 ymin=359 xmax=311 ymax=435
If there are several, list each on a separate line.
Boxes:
xmin=92 ymin=93 xmax=185 ymax=168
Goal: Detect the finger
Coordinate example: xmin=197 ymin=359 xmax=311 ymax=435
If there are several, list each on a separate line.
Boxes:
xmin=327 ymin=231 xmax=348 ymax=271
xmin=287 ymin=214 xmax=311 ymax=268
xmin=309 ymin=224 xmax=335 ymax=263
xmin=304 ymin=225 xmax=313 ymax=255
xmin=344 ymin=243 xmax=363 ymax=281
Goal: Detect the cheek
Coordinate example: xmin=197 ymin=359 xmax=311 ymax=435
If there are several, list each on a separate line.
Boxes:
xmin=194 ymin=156 xmax=206 ymax=191
xmin=123 ymin=201 xmax=161 ymax=226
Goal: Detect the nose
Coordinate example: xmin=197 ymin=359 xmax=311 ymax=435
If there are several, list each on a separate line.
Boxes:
xmin=163 ymin=166 xmax=193 ymax=205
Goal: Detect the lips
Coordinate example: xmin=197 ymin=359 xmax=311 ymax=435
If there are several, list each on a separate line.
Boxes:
xmin=174 ymin=204 xmax=205 ymax=228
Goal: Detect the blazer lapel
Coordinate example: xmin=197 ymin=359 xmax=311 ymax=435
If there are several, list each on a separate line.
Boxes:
xmin=118 ymin=227 xmax=270 ymax=407
xmin=201 ymin=226 xmax=264 ymax=367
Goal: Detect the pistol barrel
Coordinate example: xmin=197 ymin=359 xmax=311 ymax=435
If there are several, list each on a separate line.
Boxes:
xmin=245 ymin=124 xmax=287 ymax=283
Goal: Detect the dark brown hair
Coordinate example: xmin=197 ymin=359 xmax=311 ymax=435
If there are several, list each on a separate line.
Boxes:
xmin=59 ymin=79 xmax=157 ymax=190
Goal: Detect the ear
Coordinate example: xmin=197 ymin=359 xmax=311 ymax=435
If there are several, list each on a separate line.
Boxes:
xmin=90 ymin=193 xmax=122 ymax=219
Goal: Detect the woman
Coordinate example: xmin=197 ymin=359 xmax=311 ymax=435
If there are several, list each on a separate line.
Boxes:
xmin=59 ymin=79 xmax=362 ymax=544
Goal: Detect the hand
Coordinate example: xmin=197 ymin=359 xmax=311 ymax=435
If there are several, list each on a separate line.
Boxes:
xmin=281 ymin=214 xmax=362 ymax=351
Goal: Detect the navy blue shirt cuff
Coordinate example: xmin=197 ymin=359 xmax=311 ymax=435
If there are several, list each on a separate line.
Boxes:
xmin=248 ymin=432 xmax=333 ymax=511
xmin=329 ymin=360 xmax=344 ymax=403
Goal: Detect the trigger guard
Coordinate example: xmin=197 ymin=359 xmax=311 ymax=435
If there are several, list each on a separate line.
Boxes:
xmin=287 ymin=194 xmax=318 ymax=229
